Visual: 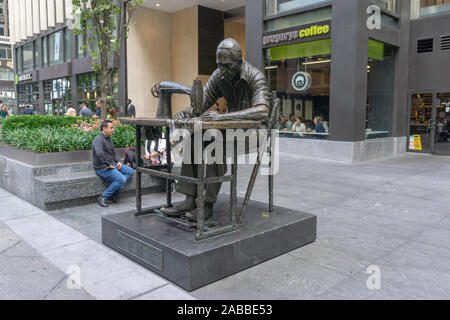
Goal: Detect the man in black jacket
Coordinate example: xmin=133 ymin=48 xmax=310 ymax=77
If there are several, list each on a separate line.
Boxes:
xmin=127 ymin=99 xmax=136 ymax=118
xmin=92 ymin=120 xmax=135 ymax=207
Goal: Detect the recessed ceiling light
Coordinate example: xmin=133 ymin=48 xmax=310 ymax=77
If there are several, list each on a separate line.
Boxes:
xmin=156 ymin=3 xmax=160 ymax=7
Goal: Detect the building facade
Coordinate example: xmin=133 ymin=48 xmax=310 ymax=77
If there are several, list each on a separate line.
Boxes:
xmin=245 ymin=0 xmax=450 ymax=161
xmin=9 ymin=0 xmax=245 ymax=117
xmin=9 ymin=0 xmax=122 ymax=116
xmin=0 ymin=0 xmax=15 ymax=111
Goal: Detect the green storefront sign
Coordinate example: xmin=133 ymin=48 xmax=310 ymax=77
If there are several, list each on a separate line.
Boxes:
xmin=267 ymin=38 xmax=385 ymax=62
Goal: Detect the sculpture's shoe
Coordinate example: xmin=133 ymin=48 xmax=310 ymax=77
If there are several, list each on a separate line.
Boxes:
xmin=161 ymin=196 xmax=196 ymax=217
xmin=185 ymin=202 xmax=214 ymax=222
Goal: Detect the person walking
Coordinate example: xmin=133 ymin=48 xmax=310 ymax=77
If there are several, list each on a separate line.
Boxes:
xmin=127 ymin=99 xmax=136 ymax=118
xmin=95 ymin=100 xmax=102 ymax=118
xmin=92 ymin=120 xmax=135 ymax=207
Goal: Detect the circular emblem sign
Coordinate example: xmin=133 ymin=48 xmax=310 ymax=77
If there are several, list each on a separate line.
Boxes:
xmin=292 ymin=71 xmax=312 ymax=92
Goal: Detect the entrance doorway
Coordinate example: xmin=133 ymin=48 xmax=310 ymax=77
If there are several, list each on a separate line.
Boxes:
xmin=408 ymin=91 xmax=450 ymax=155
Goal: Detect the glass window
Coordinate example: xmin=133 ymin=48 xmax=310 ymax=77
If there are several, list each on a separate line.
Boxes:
xmin=265 ymin=7 xmax=332 ymax=32
xmin=371 ymin=0 xmax=397 ymax=13
xmin=17 ymin=83 xmax=40 ymax=114
xmin=34 ymin=41 xmax=39 ymax=69
xmin=76 ymin=34 xmax=84 ymax=58
xmin=42 ymin=36 xmax=48 ymax=67
xmin=43 ymin=77 xmax=72 ymax=116
xmin=0 ymin=22 xmax=4 ymax=36
xmin=77 ymin=71 xmax=119 ymax=113
xmin=23 ymin=43 xmax=34 ymax=72
xmin=366 ymin=40 xmax=396 ymax=139
xmin=0 ymin=44 xmax=9 ymax=59
xmin=411 ymin=0 xmax=450 ymax=19
xmin=16 ymin=47 xmax=22 ymax=73
xmin=265 ymin=0 xmax=330 ymax=17
xmin=49 ymin=30 xmax=64 ymax=66
xmin=0 ymin=66 xmax=14 ymax=81
xmin=265 ymin=41 xmax=331 ymax=140
xmin=0 ymin=2 xmax=3 ymax=14
xmin=65 ymin=28 xmax=71 ymax=62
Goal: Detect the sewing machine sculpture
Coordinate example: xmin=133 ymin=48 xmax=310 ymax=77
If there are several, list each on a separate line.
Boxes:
xmin=102 ymin=53 xmax=316 ymax=291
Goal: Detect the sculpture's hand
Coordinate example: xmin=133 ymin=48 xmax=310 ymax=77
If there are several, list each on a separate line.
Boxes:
xmin=174 ymin=106 xmax=193 ymax=120
xmin=199 ymin=111 xmax=222 ymax=122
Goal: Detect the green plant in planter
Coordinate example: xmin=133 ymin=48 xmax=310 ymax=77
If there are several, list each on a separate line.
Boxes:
xmin=2 ymin=119 xmax=136 ymax=153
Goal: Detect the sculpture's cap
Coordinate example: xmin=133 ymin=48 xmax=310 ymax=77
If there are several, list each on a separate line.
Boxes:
xmin=217 ymin=38 xmax=242 ymax=54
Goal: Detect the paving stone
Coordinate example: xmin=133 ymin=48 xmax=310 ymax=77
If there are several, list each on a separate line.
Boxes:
xmin=0 ymin=240 xmax=84 ymax=300
xmin=0 ymin=197 xmax=44 ymax=221
xmin=288 ymin=240 xmax=369 ymax=276
xmin=4 ymin=214 xmax=89 ymax=253
xmin=43 ymin=279 xmax=95 ymax=300
xmin=318 ymin=243 xmax=450 ymax=300
xmin=0 ymin=188 xmax=14 ymax=199
xmin=0 ymin=223 xmax=20 ymax=253
xmin=134 ymin=284 xmax=196 ymax=300
xmin=191 ymin=254 xmax=347 ymax=300
xmin=42 ymin=239 xmax=168 ymax=300
xmin=315 ymin=220 xmax=408 ymax=264
xmin=412 ymin=227 xmax=450 ymax=250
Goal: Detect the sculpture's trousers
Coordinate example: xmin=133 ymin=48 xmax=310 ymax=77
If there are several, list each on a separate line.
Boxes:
xmin=176 ymin=131 xmax=227 ymax=204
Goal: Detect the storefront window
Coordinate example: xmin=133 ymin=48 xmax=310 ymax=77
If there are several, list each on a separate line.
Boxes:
xmin=43 ymin=78 xmax=72 ymax=116
xmin=265 ymin=6 xmax=331 ymax=32
xmin=265 ymin=39 xmax=331 ymax=140
xmin=49 ymin=30 xmax=64 ymax=66
xmin=366 ymin=40 xmax=396 ymax=140
xmin=411 ymin=0 xmax=450 ymax=19
xmin=265 ymin=0 xmax=330 ymax=17
xmin=17 ymin=83 xmax=40 ymax=114
xmin=77 ymin=71 xmax=119 ymax=112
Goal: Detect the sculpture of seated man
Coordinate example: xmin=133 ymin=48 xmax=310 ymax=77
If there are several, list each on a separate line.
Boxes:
xmin=160 ymin=38 xmax=270 ymax=221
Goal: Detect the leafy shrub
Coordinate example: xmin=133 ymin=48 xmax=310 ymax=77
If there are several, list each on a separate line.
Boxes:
xmin=1 ymin=115 xmax=136 ymax=153
xmin=1 ymin=115 xmax=96 ymax=132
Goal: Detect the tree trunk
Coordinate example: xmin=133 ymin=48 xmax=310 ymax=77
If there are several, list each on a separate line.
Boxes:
xmin=101 ymin=77 xmax=108 ymax=120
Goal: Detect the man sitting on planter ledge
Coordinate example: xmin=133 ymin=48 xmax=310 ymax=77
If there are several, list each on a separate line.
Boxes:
xmin=92 ymin=120 xmax=135 ymax=207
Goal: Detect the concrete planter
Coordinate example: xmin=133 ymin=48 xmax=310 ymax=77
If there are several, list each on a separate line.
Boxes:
xmin=0 ymin=146 xmax=163 ymax=210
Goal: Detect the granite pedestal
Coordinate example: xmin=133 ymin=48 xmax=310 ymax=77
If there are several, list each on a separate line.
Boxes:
xmin=102 ymin=195 xmax=317 ymax=291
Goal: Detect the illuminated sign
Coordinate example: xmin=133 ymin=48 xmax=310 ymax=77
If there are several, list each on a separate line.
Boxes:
xmin=299 ymin=25 xmax=330 ymax=38
xmin=18 ymin=73 xmax=33 ymax=82
xmin=263 ymin=22 xmax=331 ymax=47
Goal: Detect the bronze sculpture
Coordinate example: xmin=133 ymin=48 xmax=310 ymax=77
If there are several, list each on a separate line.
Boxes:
xmin=159 ymin=38 xmax=271 ymax=221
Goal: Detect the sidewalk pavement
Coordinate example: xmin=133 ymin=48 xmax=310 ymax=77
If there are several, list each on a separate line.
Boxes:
xmin=1 ymin=152 xmax=450 ymax=300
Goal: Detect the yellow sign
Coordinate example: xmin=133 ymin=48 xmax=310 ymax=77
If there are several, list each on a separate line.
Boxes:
xmin=410 ymin=135 xmax=422 ymax=151
xmin=299 ymin=25 xmax=330 ymax=38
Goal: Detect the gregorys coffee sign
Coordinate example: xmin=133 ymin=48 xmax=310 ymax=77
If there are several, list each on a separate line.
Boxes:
xmin=16 ymin=72 xmax=35 ymax=84
xmin=263 ymin=21 xmax=331 ymax=48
